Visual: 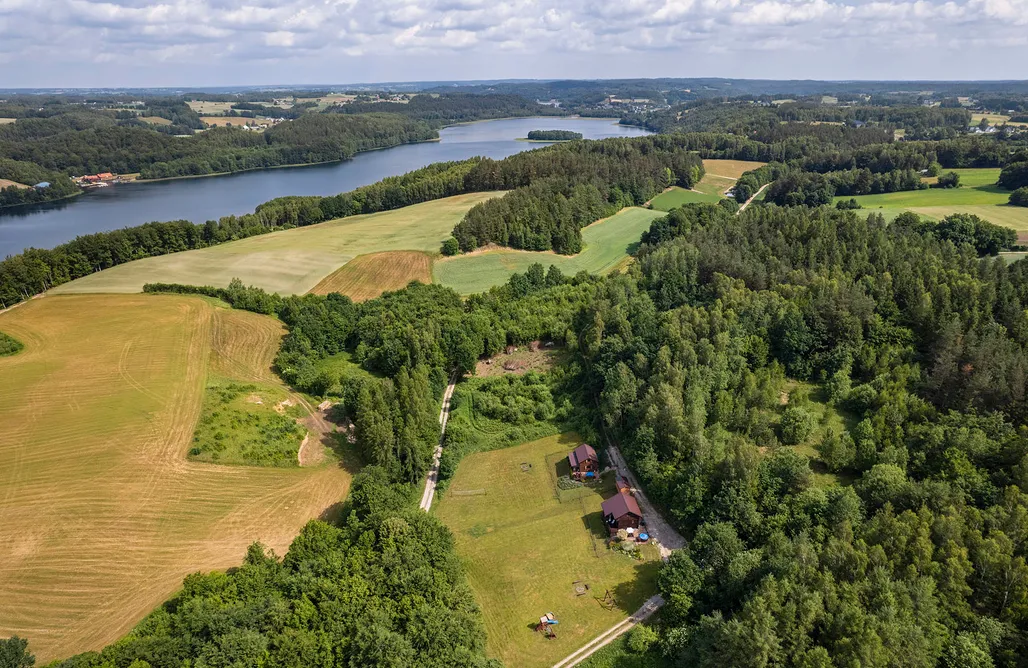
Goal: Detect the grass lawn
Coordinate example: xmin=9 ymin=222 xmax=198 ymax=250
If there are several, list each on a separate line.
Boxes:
xmin=0 ymin=295 xmax=352 ymax=661
xmin=434 ymin=433 xmax=661 ymax=668
xmin=649 ymin=187 xmax=721 ymax=211
xmin=836 ymin=169 xmax=1028 ymax=233
xmin=434 ymin=207 xmax=664 ymax=295
xmin=308 ymin=250 xmax=433 ymax=300
xmin=693 ymin=174 xmax=736 ymax=198
xmin=53 ymin=192 xmax=501 ymax=296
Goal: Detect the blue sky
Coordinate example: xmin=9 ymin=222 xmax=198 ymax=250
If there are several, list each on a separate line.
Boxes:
xmin=0 ymin=0 xmax=1025 ymax=87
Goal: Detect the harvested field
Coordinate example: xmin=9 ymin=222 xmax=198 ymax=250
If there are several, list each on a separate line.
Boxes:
xmin=702 ymin=159 xmax=767 ymax=179
xmin=434 ymin=434 xmax=660 ymax=668
xmin=308 ymin=251 xmax=432 ymax=300
xmin=201 ymin=117 xmax=260 ymax=127
xmin=53 ymin=192 xmax=502 ymax=296
xmin=0 ymin=178 xmax=29 ymax=189
xmin=186 ymin=101 xmax=234 ymax=115
xmin=138 ymin=116 xmax=172 ymax=126
xmin=0 ymin=118 xmax=16 ymax=125
xmin=434 ymin=207 xmax=664 ymax=295
xmin=0 ymin=295 xmax=352 ymax=662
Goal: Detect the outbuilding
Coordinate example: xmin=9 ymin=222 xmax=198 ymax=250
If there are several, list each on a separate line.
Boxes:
xmin=601 ymin=491 xmax=642 ymax=532
xmin=568 ymin=443 xmax=598 ymax=477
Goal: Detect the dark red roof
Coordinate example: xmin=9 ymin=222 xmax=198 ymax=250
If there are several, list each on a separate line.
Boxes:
xmin=602 ymin=491 xmax=642 ymax=520
xmin=568 ymin=443 xmax=598 ymax=468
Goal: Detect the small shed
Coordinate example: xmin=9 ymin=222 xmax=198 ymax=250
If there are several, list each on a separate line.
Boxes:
xmin=601 ymin=491 xmax=642 ymax=532
xmin=567 ymin=443 xmax=598 ymax=476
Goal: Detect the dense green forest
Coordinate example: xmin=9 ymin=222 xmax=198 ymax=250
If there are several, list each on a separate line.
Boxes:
xmin=526 ymin=130 xmax=582 ymax=140
xmin=0 ymin=158 xmax=79 ymax=208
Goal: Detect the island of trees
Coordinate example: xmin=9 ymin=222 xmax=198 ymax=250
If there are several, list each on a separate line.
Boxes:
xmin=525 ymin=130 xmax=583 ymax=141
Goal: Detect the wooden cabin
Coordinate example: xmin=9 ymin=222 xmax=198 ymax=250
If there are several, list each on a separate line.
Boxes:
xmin=567 ymin=443 xmax=599 ymax=477
xmin=601 ymin=491 xmax=643 ymax=532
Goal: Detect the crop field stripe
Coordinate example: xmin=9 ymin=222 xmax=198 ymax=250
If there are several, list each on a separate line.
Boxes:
xmin=308 ymin=251 xmax=433 ymax=300
xmin=51 ymin=192 xmax=503 ymax=297
xmin=0 ymin=295 xmax=352 ymax=661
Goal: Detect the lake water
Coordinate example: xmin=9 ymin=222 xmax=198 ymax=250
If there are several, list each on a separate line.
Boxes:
xmin=0 ymin=118 xmax=650 ymax=257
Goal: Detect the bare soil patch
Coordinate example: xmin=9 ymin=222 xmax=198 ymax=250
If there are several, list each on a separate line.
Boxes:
xmin=475 ymin=343 xmax=564 ymax=377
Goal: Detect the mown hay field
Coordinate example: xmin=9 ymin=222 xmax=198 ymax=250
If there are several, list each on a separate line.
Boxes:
xmin=433 ymin=207 xmax=664 ymax=295
xmin=0 ymin=178 xmax=28 ymax=189
xmin=0 ymin=295 xmax=352 ymax=662
xmin=433 ymin=434 xmax=660 ymax=668
xmin=53 ymin=192 xmax=502 ymax=296
xmin=309 ymin=251 xmax=433 ymax=300
xmin=138 ymin=116 xmax=173 ymax=126
xmin=185 ymin=101 xmax=234 ymax=115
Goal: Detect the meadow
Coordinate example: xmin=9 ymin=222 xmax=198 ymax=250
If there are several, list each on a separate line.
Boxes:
xmin=433 ymin=207 xmax=664 ymax=294
xmin=53 ymin=192 xmax=501 ymax=296
xmin=0 ymin=178 xmax=28 ymax=189
xmin=433 ymin=433 xmax=661 ymax=668
xmin=649 ymin=159 xmax=765 ymax=210
xmin=838 ymin=168 xmax=1028 ymax=233
xmin=308 ymin=250 xmax=433 ymax=300
xmin=0 ymin=295 xmax=353 ymax=661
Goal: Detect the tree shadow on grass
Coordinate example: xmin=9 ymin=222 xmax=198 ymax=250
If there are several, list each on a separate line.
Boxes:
xmin=609 ymin=559 xmax=663 ymax=614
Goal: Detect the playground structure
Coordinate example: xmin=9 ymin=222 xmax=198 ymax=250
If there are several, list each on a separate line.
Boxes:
xmin=535 ymin=612 xmax=560 ymax=639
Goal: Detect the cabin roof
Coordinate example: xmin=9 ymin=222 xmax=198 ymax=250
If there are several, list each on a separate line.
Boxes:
xmin=568 ymin=443 xmax=597 ymax=468
xmin=602 ymin=491 xmax=642 ymax=520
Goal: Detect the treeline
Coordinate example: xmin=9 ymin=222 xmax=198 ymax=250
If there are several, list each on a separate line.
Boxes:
xmin=567 ymin=201 xmax=1028 ymax=665
xmin=0 ymin=158 xmax=79 ymax=208
xmin=451 ymin=136 xmax=705 ymax=253
xmin=526 ymin=130 xmax=582 ymax=140
xmin=764 ymin=167 xmax=927 ymax=206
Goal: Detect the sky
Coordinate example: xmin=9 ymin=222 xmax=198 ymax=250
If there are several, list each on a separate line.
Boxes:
xmin=0 ymin=0 xmax=1026 ymax=88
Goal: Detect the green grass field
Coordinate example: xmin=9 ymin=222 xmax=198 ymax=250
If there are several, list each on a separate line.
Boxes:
xmin=434 ymin=207 xmax=664 ymax=294
xmin=433 ymin=433 xmax=660 ymax=668
xmin=0 ymin=295 xmax=352 ymax=661
xmin=52 ymin=192 xmax=502 ymax=296
xmin=649 ymin=186 xmax=722 ymax=211
xmin=189 ymin=380 xmax=306 ymax=467
xmin=836 ymin=169 xmax=1028 ymax=233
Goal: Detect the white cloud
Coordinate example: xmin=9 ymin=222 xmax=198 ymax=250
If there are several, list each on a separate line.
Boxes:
xmin=0 ymin=0 xmax=1024 ymax=85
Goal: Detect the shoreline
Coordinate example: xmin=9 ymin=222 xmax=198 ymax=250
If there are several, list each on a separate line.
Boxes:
xmin=131 ymin=136 xmax=443 ymax=184
xmin=0 ymin=189 xmax=84 ymax=213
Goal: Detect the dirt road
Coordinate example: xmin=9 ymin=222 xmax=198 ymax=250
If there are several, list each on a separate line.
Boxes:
xmin=419 ymin=377 xmax=458 ymax=511
xmin=738 ymin=183 xmax=769 ymax=213
xmin=551 ymin=594 xmax=666 ymax=668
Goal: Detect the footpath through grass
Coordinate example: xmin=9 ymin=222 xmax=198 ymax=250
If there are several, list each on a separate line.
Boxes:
xmin=434 ymin=207 xmax=663 ymax=294
xmin=434 ymin=433 xmax=661 ymax=668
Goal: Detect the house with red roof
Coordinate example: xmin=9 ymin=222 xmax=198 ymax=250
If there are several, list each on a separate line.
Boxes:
xmin=567 ymin=443 xmax=598 ymax=477
xmin=601 ymin=490 xmax=643 ymax=533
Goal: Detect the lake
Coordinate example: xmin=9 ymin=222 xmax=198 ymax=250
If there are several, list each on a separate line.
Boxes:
xmin=0 ymin=118 xmax=650 ymax=257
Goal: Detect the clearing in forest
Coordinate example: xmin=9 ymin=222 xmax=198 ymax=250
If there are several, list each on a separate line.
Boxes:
xmin=433 ymin=434 xmax=660 ymax=668
xmin=0 ymin=178 xmax=29 ymax=189
xmin=649 ymin=187 xmax=721 ymax=211
xmin=702 ymin=159 xmax=767 ymax=180
xmin=840 ymin=168 xmax=1028 ymax=233
xmin=308 ymin=251 xmax=433 ymax=300
xmin=52 ymin=192 xmax=501 ymax=296
xmin=0 ymin=295 xmax=352 ymax=662
xmin=434 ymin=207 xmax=664 ymax=295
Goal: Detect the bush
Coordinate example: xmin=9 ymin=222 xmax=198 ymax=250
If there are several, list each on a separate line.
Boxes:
xmin=1010 ymin=186 xmax=1028 ymax=207
xmin=779 ymin=405 xmax=817 ymax=445
xmin=836 ymin=198 xmax=861 ymax=210
xmin=717 ymin=197 xmax=739 ymax=214
xmin=935 ymin=171 xmax=960 ymax=188
xmin=0 ymin=331 xmax=23 ymax=357
xmin=998 ymin=161 xmax=1028 ymax=190
xmin=441 ymin=236 xmax=460 ymax=255
xmin=626 ymin=624 xmax=658 ymax=653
